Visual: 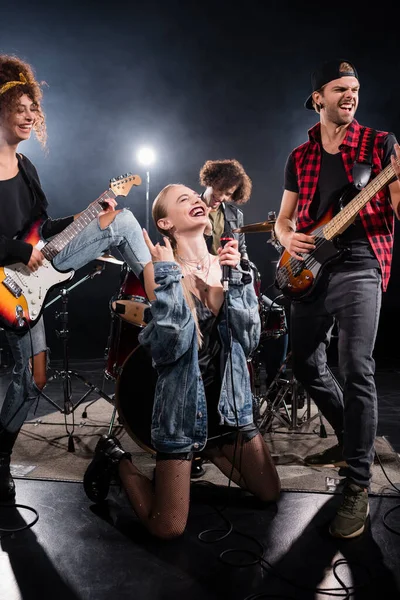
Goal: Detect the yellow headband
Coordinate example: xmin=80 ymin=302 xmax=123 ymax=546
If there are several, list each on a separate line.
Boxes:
xmin=0 ymin=72 xmax=29 ymax=95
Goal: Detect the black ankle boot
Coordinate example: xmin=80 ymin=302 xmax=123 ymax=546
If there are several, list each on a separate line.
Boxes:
xmin=83 ymin=435 xmax=131 ymax=503
xmin=0 ymin=428 xmax=20 ymax=502
xmin=0 ymin=453 xmax=15 ymax=501
xmin=191 ymin=457 xmax=205 ymax=479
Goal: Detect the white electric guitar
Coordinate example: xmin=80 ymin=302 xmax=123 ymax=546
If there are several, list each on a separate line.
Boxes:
xmin=0 ymin=173 xmax=141 ymax=332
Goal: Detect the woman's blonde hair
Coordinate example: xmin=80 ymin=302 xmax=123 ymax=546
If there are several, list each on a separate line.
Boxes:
xmin=152 ymin=184 xmax=204 ymax=346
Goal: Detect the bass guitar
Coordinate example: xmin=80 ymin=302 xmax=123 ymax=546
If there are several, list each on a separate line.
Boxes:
xmin=0 ymin=173 xmax=141 ymax=332
xmin=275 ymin=160 xmax=397 ymax=300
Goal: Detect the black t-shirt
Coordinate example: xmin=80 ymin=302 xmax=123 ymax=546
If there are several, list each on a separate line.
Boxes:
xmin=0 ymin=154 xmax=74 ymax=266
xmin=0 ymin=172 xmax=35 ymax=239
xmin=284 ymin=132 xmax=397 ymax=271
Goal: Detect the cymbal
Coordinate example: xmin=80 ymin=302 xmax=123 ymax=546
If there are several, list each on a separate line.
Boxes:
xmin=233 ymin=220 xmax=275 ymax=233
xmin=96 ymin=253 xmax=124 ymax=265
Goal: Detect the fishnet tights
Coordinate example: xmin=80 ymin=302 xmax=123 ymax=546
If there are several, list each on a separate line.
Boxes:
xmin=118 ymin=458 xmax=192 ymax=539
xmin=201 ymin=432 xmax=279 ymax=502
xmin=118 ymin=432 xmax=279 ymax=539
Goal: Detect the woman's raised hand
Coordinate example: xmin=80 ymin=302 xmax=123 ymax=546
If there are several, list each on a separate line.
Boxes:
xmin=143 ymin=229 xmax=175 ymax=263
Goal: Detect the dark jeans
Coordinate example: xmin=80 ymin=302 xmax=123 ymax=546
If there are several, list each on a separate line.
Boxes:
xmin=290 ymin=268 xmax=382 ymax=488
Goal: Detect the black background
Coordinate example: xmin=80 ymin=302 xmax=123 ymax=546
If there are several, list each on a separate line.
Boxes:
xmin=2 ymin=0 xmax=400 ymax=366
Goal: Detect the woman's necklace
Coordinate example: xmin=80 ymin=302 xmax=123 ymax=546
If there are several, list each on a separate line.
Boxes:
xmin=180 ymin=254 xmax=211 ymax=292
xmin=177 ymin=252 xmax=209 ymax=271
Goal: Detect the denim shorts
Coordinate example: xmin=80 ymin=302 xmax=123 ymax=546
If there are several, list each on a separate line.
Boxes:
xmin=5 ymin=315 xmax=47 ymax=359
xmin=156 ymin=422 xmax=260 ymax=461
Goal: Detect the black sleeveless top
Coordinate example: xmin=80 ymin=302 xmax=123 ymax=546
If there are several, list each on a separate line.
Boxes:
xmin=193 ymin=295 xmax=223 ymax=433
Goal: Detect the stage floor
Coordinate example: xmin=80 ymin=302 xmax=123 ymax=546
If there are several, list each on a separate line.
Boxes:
xmin=1 ymin=480 xmax=400 ymax=600
xmin=1 ymin=362 xmax=400 ymax=599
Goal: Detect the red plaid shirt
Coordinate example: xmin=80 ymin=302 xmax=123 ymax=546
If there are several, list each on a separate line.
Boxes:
xmin=290 ymin=119 xmax=395 ymax=291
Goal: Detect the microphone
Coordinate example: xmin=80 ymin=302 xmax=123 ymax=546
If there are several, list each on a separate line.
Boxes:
xmin=220 ymin=233 xmax=233 ymax=292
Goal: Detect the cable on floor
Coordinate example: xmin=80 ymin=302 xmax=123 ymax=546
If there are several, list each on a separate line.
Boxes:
xmin=0 ymin=502 xmax=39 ymax=538
xmin=374 ymin=449 xmax=400 ymax=536
xmin=192 ymin=480 xmax=372 ymax=599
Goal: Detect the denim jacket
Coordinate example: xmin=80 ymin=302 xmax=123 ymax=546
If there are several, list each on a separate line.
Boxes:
xmin=138 ymin=261 xmax=261 ymax=453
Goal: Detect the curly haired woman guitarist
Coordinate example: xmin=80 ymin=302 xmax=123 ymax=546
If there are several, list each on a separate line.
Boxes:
xmin=0 ymin=54 xmax=151 ymax=501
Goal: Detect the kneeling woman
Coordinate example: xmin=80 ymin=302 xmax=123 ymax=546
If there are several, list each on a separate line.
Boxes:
xmin=83 ymin=184 xmax=280 ymax=539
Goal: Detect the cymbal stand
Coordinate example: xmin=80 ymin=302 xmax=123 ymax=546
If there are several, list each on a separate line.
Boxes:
xmin=253 ymin=351 xmax=324 ymax=435
xmin=80 ymin=321 xmax=115 ymax=419
xmin=78 ymin=261 xmax=128 ymax=419
xmin=39 ymin=264 xmax=117 ymax=452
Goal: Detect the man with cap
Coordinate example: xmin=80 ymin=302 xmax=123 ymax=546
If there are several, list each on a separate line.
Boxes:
xmin=274 ymin=59 xmax=400 ymax=538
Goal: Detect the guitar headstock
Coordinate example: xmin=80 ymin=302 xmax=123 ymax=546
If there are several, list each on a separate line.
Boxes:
xmin=109 ymin=173 xmax=142 ymax=197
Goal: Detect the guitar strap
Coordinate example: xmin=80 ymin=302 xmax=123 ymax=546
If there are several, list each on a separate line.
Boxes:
xmin=17 ymin=153 xmax=35 ymax=194
xmin=352 ymin=126 xmax=377 ymax=190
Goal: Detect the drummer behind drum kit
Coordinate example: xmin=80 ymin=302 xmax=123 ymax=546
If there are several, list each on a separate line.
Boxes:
xmin=41 ymin=212 xmax=322 ymax=455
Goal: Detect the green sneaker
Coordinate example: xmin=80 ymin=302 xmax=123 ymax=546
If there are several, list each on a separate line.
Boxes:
xmin=304 ymin=443 xmax=347 ymax=468
xmin=329 ymin=481 xmax=369 ymax=539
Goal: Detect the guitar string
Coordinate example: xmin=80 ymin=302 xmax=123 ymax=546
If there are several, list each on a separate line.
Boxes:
xmin=44 ymin=191 xmax=113 ymax=258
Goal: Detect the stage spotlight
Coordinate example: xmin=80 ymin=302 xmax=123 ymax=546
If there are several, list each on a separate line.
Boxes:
xmin=136 ymin=147 xmax=156 ymax=230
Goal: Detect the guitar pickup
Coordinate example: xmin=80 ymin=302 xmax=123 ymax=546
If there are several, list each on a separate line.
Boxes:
xmin=2 ymin=275 xmax=22 ymax=298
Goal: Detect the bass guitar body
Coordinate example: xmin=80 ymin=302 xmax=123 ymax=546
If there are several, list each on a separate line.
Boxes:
xmin=274 ymin=185 xmax=359 ymax=301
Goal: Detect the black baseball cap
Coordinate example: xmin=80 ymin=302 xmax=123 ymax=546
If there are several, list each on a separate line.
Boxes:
xmin=304 ymin=59 xmax=359 ymax=110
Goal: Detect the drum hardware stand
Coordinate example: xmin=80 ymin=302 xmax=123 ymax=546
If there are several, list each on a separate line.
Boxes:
xmin=39 ymin=264 xmax=117 ymax=452
xmin=254 ymin=351 xmax=325 ymax=435
xmin=80 ymin=342 xmax=115 ymax=419
xmin=79 ymin=262 xmax=128 ymax=420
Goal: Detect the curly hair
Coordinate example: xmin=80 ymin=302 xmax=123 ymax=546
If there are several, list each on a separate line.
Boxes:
xmin=0 ymin=54 xmax=47 ymax=147
xmin=199 ymin=159 xmax=252 ymax=205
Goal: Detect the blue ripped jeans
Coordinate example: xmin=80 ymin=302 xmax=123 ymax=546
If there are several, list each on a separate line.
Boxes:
xmin=0 ymin=209 xmax=151 ymax=433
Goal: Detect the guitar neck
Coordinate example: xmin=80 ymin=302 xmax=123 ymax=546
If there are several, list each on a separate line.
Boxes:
xmin=41 ymin=189 xmax=116 ymax=260
xmin=323 ymin=160 xmax=397 ymax=240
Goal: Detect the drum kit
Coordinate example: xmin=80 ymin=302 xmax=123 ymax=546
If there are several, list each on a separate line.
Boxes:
xmin=40 ymin=213 xmax=319 ymax=455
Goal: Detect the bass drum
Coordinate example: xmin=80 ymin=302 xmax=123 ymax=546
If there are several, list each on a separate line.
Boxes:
xmin=116 ymin=349 xmax=257 ymax=454
xmin=115 ymin=344 xmax=158 ymax=455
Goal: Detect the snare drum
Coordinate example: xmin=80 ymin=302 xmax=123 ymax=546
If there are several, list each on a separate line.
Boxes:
xmin=111 ymin=268 xmax=148 ymax=326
